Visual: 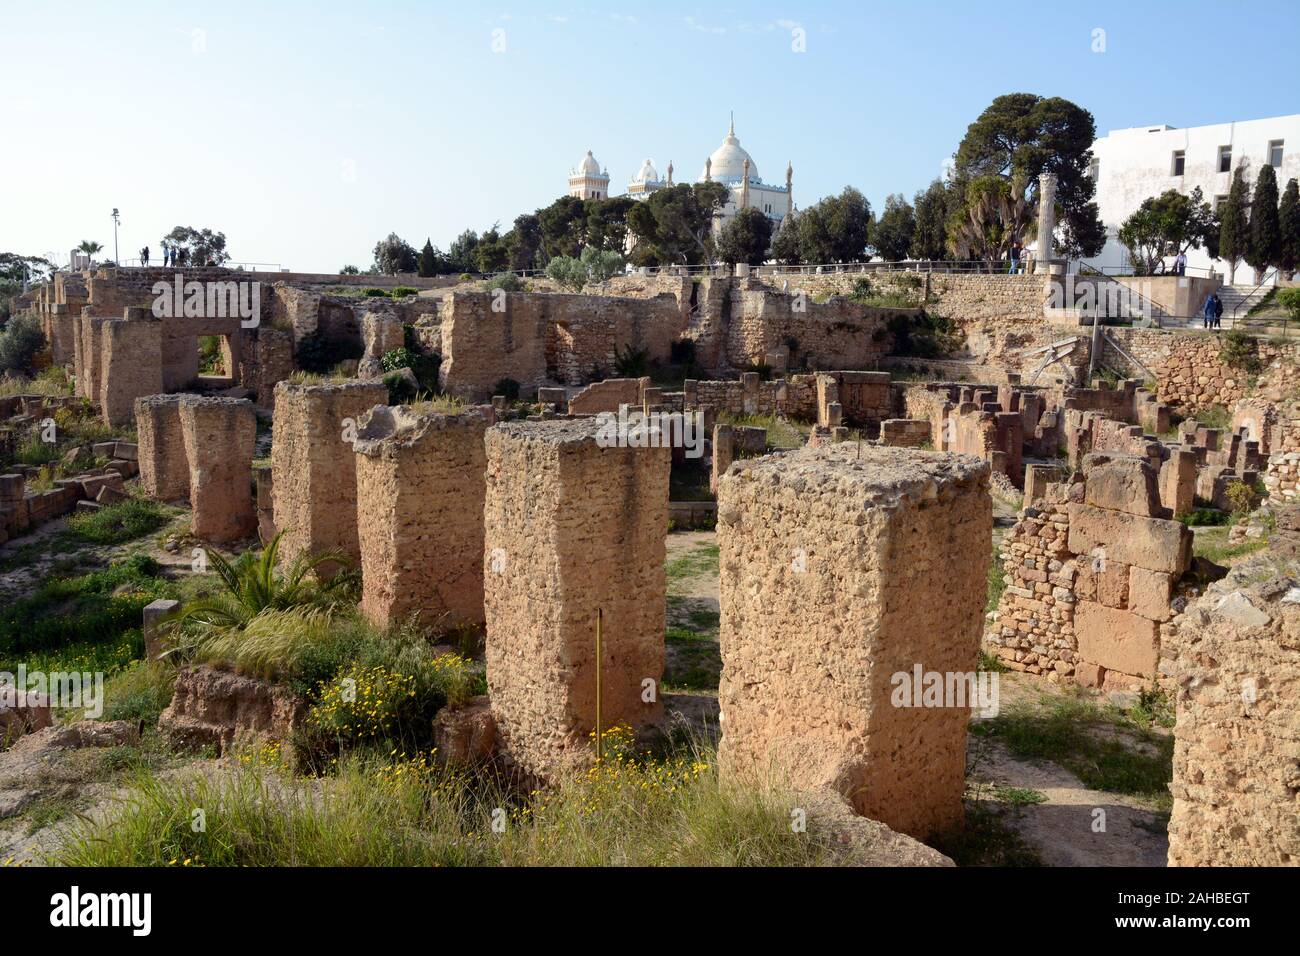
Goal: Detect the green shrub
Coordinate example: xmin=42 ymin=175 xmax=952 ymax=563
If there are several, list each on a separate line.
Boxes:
xmin=294 ymin=329 xmax=364 ymax=373
xmin=362 ymin=288 xmax=390 ymax=298
xmin=1219 ymin=330 xmax=1261 ymax=373
xmin=882 ymin=310 xmax=964 ymax=358
xmin=101 ymin=660 xmax=176 ymax=723
xmin=0 ymin=313 xmax=47 ymax=375
xmin=1278 ymin=287 xmax=1300 ymax=323
xmin=1180 ymin=508 xmax=1230 ymax=527
xmin=383 ymin=370 xmax=419 ymax=405
xmin=483 ymin=272 xmax=523 ymax=293
xmin=13 ymin=433 xmax=60 ymax=466
xmin=390 ymin=287 xmax=418 ymax=297
xmin=66 ymin=498 xmax=171 ymax=544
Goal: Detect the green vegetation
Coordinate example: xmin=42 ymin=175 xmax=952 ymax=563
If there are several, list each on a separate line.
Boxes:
xmin=972 ymin=689 xmax=1174 ymax=810
xmin=66 ymin=498 xmax=173 ymax=544
xmin=1191 ymin=526 xmax=1269 ymax=564
xmin=665 ymin=543 xmax=719 ymax=586
xmin=1180 ymin=508 xmax=1230 ymax=527
xmin=715 ymin=411 xmax=808 ymax=449
xmin=0 ymin=555 xmax=176 ymax=669
xmin=49 ymin=737 xmax=836 ymax=867
xmin=0 ymin=313 xmax=47 ymax=375
xmin=986 ymin=552 xmax=1006 ymax=614
xmin=877 ymin=310 xmax=964 ymax=358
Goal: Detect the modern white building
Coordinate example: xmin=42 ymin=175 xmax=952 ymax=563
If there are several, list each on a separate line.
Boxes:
xmin=626 ymin=158 xmax=672 ymax=199
xmin=1084 ymin=113 xmax=1300 ymax=278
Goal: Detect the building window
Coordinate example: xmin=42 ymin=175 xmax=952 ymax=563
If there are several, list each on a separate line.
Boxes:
xmin=1213 ymin=194 xmax=1228 ymax=212
xmin=1088 ymin=158 xmax=1100 ymax=180
xmin=1218 ymin=146 xmax=1232 ymax=173
xmin=1171 ymin=150 xmax=1185 ymax=176
xmin=1268 ymin=140 xmax=1284 ymax=168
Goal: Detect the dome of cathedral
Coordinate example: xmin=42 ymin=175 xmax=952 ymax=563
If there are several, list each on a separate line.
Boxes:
xmin=634 ymin=159 xmax=659 ymax=183
xmin=576 ymin=150 xmax=603 ymax=176
xmin=699 ymin=122 xmax=758 ymax=184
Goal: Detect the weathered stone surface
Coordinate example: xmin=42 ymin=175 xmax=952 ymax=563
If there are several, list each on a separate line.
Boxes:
xmin=272 ymin=381 xmax=388 ymax=569
xmin=179 ymin=397 xmax=257 ymax=543
xmin=353 ymin=404 xmax=488 ymax=630
xmin=431 ymin=695 xmax=497 ymax=766
xmin=717 ymin=443 xmax=991 ymax=842
xmin=1128 ymin=567 xmax=1174 ymax=622
xmin=1167 ymin=575 xmax=1300 ymax=866
xmin=134 ymin=394 xmax=191 ymax=502
xmin=158 ymin=665 xmax=305 ymax=754
xmin=1074 ymin=600 xmax=1159 ymax=678
xmin=483 ymin=419 xmax=670 ymax=782
xmin=1084 ymin=456 xmax=1162 ymax=517
xmin=0 ymin=686 xmax=52 ymax=744
xmin=1067 ymin=503 xmax=1191 ymax=575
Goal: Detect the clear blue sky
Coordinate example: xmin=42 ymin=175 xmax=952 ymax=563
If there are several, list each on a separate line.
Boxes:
xmin=2 ymin=0 xmax=1295 ymax=273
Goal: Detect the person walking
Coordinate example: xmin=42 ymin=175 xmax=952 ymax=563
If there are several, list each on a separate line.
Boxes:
xmin=1175 ymin=251 xmax=1187 ymax=276
xmin=141 ymin=246 xmax=150 ymax=268
xmin=1009 ymin=241 xmax=1022 ymax=275
xmin=1203 ymin=292 xmax=1216 ymax=329
xmin=1212 ymin=293 xmax=1224 ymax=330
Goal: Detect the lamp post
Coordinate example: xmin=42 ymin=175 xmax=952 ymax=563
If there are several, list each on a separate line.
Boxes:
xmin=111 ymin=208 xmax=120 ymax=265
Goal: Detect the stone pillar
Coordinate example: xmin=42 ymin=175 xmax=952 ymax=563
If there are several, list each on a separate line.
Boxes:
xmin=134 ymin=395 xmax=192 ymax=502
xmin=717 ymin=444 xmax=992 ymax=842
xmin=143 ymin=598 xmax=181 ymax=662
xmin=253 ymin=463 xmax=276 ymax=545
xmin=1035 ymin=172 xmax=1058 ymax=268
xmin=79 ymin=315 xmax=108 ymax=401
xmin=72 ymin=310 xmax=85 ymax=392
xmin=711 ymin=423 xmax=734 ymax=493
xmin=353 ymin=405 xmax=489 ymax=631
xmin=1158 ymin=448 xmax=1197 ymax=519
xmin=483 ymin=420 xmax=670 ymax=782
xmin=1023 ymin=463 xmax=1063 ymax=508
xmin=271 ymin=380 xmax=388 ymax=568
xmin=48 ymin=304 xmax=75 ymax=365
xmin=100 ymin=310 xmax=164 ymax=427
xmin=1168 ymin=579 xmax=1300 ymax=865
xmin=179 ymin=397 xmax=257 ymax=543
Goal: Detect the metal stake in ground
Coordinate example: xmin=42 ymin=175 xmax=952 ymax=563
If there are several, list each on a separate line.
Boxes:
xmin=595 ymin=606 xmax=603 ymax=764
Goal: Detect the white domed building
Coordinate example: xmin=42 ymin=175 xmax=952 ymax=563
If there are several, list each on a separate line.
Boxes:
xmin=626 ymin=158 xmax=672 ymax=198
xmin=567 ymin=150 xmax=610 ymax=200
xmin=698 ymin=118 xmax=793 ymax=234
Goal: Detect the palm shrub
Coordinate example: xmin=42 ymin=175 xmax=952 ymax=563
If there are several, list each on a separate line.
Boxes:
xmin=175 ymin=531 xmax=357 ymax=631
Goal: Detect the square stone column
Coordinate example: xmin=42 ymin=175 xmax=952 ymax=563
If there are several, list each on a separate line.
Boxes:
xmin=100 ymin=310 xmax=164 ymax=427
xmin=135 ymin=394 xmax=192 ymax=502
xmin=716 ymin=443 xmax=991 ymax=842
xmin=271 ymin=380 xmax=388 ymax=568
xmin=483 ymin=419 xmax=670 ymax=782
xmin=179 ymin=397 xmax=257 ymax=543
xmin=353 ymin=405 xmax=489 ymax=631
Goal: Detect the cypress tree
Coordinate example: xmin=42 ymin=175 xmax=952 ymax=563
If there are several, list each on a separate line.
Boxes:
xmin=1219 ymin=167 xmax=1250 ymax=284
xmin=1278 ymin=178 xmax=1300 ymax=280
xmin=418 ymin=238 xmax=438 ymax=278
xmin=1246 ymin=163 xmax=1281 ymax=282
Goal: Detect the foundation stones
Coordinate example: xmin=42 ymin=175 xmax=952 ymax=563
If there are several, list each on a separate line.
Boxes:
xmin=716 ymin=443 xmax=992 ymax=842
xmin=483 ymin=419 xmax=670 ymax=782
xmin=353 ymin=404 xmax=489 ymax=630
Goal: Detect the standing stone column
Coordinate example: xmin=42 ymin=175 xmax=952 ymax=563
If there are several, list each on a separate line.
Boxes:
xmin=135 ymin=394 xmax=192 ymax=502
xmin=1035 ymin=172 xmax=1058 ymax=269
xmin=100 ymin=310 xmax=164 ymax=427
xmin=483 ymin=420 xmax=670 ymax=782
xmin=353 ymin=405 xmax=489 ymax=631
xmin=716 ymin=444 xmax=991 ymax=842
xmin=271 ymin=380 xmax=388 ymax=568
xmin=179 ymin=397 xmax=257 ymax=543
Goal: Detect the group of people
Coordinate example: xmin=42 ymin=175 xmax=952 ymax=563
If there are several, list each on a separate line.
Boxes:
xmin=138 ymin=244 xmax=187 ymax=268
xmin=1203 ymin=292 xmax=1225 ymax=329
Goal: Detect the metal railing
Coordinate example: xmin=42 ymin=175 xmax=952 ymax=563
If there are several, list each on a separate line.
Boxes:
xmin=1228 ymin=267 xmax=1280 ymax=318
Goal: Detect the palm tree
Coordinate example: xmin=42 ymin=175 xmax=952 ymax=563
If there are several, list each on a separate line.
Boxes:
xmin=76 ymin=240 xmax=104 ymax=261
xmin=175 ymin=531 xmax=356 ymax=631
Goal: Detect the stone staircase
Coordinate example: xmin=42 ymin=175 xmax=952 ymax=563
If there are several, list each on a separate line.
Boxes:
xmin=1218 ymin=282 xmax=1274 ymax=320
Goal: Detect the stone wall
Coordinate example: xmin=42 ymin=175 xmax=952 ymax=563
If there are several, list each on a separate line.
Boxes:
xmin=179 ymin=397 xmax=257 ymax=543
xmin=1165 ymin=571 xmax=1300 ymax=866
xmin=353 ymin=405 xmax=489 ymax=630
xmin=683 ymin=373 xmax=818 ymax=419
xmin=483 ymin=420 xmax=670 ymax=782
xmin=991 ymin=456 xmax=1193 ymax=689
xmin=725 ymin=286 xmax=896 ymax=371
xmin=271 ymin=380 xmax=388 ymax=569
xmin=716 ymin=443 xmax=991 ymax=842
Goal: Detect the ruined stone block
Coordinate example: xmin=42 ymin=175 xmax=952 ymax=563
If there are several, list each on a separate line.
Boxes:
xmin=354 ymin=405 xmax=489 ymax=631
xmin=1159 ymin=448 xmax=1197 ymax=519
xmin=99 ymin=312 xmax=164 ymax=427
xmin=1075 ymin=600 xmax=1159 ymax=678
xmin=1067 ymin=503 xmax=1191 ymax=575
xmin=271 ymin=380 xmax=388 ymax=569
xmin=134 ymin=395 xmax=191 ymax=502
xmin=143 ymin=598 xmax=181 ymax=662
xmin=179 ymin=397 xmax=257 ymax=543
xmin=1128 ymin=567 xmax=1174 ymax=622
xmin=483 ymin=419 xmax=670 ymax=782
xmin=717 ymin=444 xmax=991 ymax=842
xmin=1084 ymin=456 xmax=1162 ymax=517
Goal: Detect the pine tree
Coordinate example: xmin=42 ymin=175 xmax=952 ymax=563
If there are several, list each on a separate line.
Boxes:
xmin=1246 ymin=163 xmax=1281 ymax=283
xmin=1277 ymin=178 xmax=1300 ymax=280
xmin=418 ymin=238 xmax=438 ymax=278
xmin=1218 ymin=167 xmax=1250 ymax=284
